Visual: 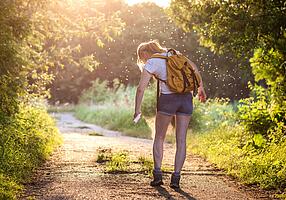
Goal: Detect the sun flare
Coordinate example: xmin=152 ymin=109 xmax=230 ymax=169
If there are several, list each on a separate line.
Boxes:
xmin=125 ymin=0 xmax=170 ymax=7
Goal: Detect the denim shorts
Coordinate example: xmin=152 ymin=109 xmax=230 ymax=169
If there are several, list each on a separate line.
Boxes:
xmin=157 ymin=93 xmax=193 ymax=116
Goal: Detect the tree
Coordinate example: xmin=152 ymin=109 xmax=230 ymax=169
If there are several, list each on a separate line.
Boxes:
xmin=47 ymin=0 xmax=125 ymax=103
xmin=168 ymin=0 xmax=286 ymax=139
xmin=49 ymin=2 xmax=250 ymax=103
xmin=168 ymin=0 xmax=286 ymax=98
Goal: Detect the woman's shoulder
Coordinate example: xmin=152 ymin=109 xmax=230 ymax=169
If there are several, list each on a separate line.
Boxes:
xmin=150 ymin=52 xmax=168 ymax=60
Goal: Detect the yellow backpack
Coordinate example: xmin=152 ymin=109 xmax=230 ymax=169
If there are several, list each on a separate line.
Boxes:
xmin=151 ymin=49 xmax=201 ymax=95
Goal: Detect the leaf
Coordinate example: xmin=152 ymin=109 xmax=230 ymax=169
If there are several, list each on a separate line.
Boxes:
xmin=253 ymin=134 xmax=266 ymax=148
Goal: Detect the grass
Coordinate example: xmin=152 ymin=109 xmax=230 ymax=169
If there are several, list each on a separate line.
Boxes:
xmin=0 ymin=174 xmax=21 ymax=200
xmin=75 ymin=104 xmax=152 ymax=139
xmin=106 ymin=152 xmax=129 ymax=172
xmin=189 ymin=124 xmax=286 ymax=195
xmin=137 ymin=156 xmax=153 ymax=176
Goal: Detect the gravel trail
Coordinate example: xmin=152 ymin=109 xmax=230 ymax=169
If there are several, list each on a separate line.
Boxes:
xmin=21 ymin=113 xmax=275 ymax=200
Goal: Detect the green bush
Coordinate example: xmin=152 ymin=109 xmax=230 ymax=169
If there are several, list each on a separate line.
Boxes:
xmin=238 ymin=84 xmax=286 ymax=142
xmin=0 ymin=105 xmax=62 ymax=199
xmin=0 ymin=174 xmax=21 ymax=200
xmin=190 ymin=124 xmax=286 ymax=191
xmin=79 ymin=79 xmax=110 ymax=104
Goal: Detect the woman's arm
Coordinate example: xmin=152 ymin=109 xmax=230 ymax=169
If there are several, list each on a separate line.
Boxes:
xmin=187 ymin=59 xmax=207 ymax=102
xmin=134 ymin=69 xmax=153 ymax=118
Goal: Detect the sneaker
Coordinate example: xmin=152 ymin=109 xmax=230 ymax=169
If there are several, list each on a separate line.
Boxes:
xmin=170 ymin=173 xmax=180 ymax=189
xmin=150 ymin=170 xmax=163 ymax=186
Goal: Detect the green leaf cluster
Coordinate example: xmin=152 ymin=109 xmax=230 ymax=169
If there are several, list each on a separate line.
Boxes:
xmin=0 ymin=105 xmax=62 ymax=199
xmin=238 ymin=84 xmax=285 ymax=143
xmin=168 ymin=0 xmax=286 ymax=140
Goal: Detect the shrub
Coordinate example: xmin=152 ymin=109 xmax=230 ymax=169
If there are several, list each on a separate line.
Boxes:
xmin=238 ymin=84 xmax=286 ymax=142
xmin=0 ymin=105 xmax=62 ymax=199
xmin=79 ymin=79 xmax=110 ymax=104
xmin=0 ymin=174 xmax=21 ymax=200
xmin=190 ymin=124 xmax=286 ymax=191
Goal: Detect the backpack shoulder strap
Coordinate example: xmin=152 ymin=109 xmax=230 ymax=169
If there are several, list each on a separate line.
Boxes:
xmin=151 ymin=54 xmax=168 ymax=60
xmin=167 ymin=48 xmax=177 ymax=55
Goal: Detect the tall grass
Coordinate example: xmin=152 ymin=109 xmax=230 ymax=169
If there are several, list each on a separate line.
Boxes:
xmin=75 ymin=79 xmax=153 ymax=138
xmin=75 ymin=103 xmax=151 ymax=138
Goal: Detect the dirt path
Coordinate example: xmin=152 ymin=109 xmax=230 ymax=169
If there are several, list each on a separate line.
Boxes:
xmin=21 ymin=113 xmax=275 ymax=200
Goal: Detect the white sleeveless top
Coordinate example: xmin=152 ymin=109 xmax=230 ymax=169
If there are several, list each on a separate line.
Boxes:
xmin=144 ymin=53 xmax=174 ymax=94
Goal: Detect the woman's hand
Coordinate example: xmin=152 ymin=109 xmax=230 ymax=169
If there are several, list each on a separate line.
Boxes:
xmin=133 ymin=112 xmax=141 ymax=123
xmin=133 ymin=111 xmax=141 ymax=120
xmin=198 ymin=86 xmax=207 ymax=103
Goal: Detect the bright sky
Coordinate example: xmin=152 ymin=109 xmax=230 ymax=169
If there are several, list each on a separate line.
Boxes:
xmin=125 ymin=0 xmax=170 ymax=8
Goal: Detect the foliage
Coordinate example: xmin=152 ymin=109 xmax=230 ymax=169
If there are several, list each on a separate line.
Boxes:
xmin=79 ymin=78 xmax=136 ymax=105
xmin=49 ymin=1 xmax=250 ymax=103
xmin=75 ymin=81 xmax=152 ymax=138
xmin=96 ymin=150 xmax=130 ymax=172
xmin=0 ymin=0 xmax=40 ymax=121
xmin=0 ymin=174 xmax=21 ymax=200
xmin=190 ymin=98 xmax=236 ymax=133
xmin=96 ymin=149 xmax=154 ymax=175
xmin=190 ymin=125 xmax=286 ymax=191
xmin=238 ymin=84 xmax=286 ymax=142
xmin=0 ymin=105 xmax=62 ymax=199
xmin=47 ymin=103 xmax=75 ymax=113
xmin=79 ymin=79 xmax=110 ymax=104
xmin=46 ymin=0 xmax=125 ymax=103
xmin=75 ymin=103 xmax=151 ymax=139
xmin=168 ymin=0 xmax=286 ymax=143
xmin=138 ymin=156 xmax=153 ymax=176
xmin=168 ymin=0 xmax=286 ymax=58
xmin=250 ymin=47 xmax=286 ymax=106
xmin=96 ymin=148 xmax=112 ymax=163
xmin=0 ymin=0 xmax=121 ymax=199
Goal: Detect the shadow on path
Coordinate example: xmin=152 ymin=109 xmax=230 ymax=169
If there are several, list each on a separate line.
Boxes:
xmin=154 ymin=185 xmax=197 ymax=200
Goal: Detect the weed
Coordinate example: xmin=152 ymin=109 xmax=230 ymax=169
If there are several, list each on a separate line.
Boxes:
xmin=106 ymin=152 xmax=129 ymax=173
xmin=138 ymin=156 xmax=153 ymax=176
xmin=96 ymin=148 xmax=112 ymax=163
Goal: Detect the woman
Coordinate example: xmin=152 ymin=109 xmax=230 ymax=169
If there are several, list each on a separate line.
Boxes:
xmin=134 ymin=40 xmax=206 ymax=189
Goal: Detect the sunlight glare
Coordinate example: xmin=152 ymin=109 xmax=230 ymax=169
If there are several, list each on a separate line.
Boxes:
xmin=125 ymin=0 xmax=170 ymax=8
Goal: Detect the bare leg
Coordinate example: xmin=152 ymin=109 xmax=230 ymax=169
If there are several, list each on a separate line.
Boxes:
xmin=153 ymin=112 xmax=173 ymax=170
xmin=174 ymin=114 xmax=191 ymax=173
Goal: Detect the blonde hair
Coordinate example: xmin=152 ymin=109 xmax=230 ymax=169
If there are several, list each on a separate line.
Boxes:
xmin=137 ymin=40 xmax=166 ymax=68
